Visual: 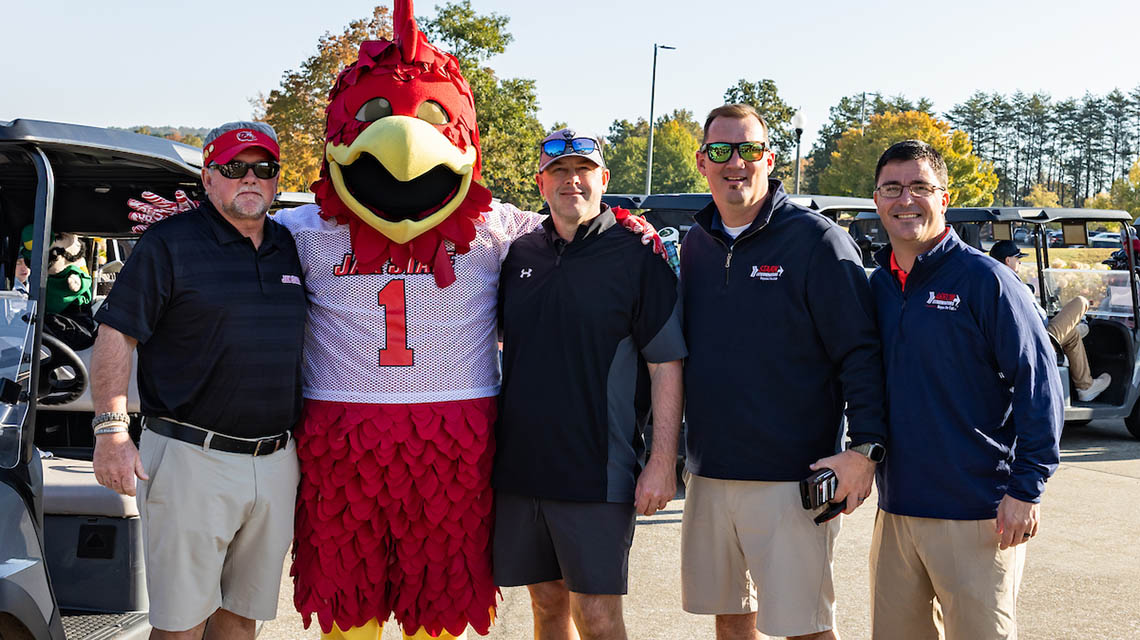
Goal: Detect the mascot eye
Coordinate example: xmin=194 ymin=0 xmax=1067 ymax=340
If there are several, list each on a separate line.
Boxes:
xmin=416 ymin=100 xmax=450 ymax=125
xmin=355 ymin=97 xmax=393 ymax=122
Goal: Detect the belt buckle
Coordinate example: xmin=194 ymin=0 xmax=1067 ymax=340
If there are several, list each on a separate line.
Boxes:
xmin=254 ymin=436 xmax=280 ymax=456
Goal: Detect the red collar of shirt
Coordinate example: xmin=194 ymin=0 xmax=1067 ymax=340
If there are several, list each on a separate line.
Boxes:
xmin=889 ymin=227 xmax=950 ymax=291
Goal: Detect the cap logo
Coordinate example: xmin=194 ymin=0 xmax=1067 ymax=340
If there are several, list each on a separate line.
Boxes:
xmin=236 ymin=131 xmax=257 ymax=142
xmin=561 ymin=130 xmax=574 ymax=138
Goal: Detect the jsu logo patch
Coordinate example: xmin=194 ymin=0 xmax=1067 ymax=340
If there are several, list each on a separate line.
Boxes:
xmin=926 ymin=291 xmax=961 ymax=311
xmin=750 ymin=265 xmax=784 ymax=281
xmin=236 ymin=130 xmax=257 ymax=142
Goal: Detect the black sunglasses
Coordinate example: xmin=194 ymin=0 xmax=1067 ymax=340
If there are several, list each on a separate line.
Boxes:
xmin=699 ymin=141 xmax=768 ymax=163
xmin=542 ymin=137 xmax=598 ymax=158
xmin=211 ymin=160 xmax=280 ymax=180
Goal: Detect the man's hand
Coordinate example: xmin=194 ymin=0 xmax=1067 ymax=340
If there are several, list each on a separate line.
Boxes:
xmin=810 ymin=449 xmax=876 ymax=514
xmin=634 ymin=456 xmax=676 ymax=516
xmin=93 ymin=432 xmax=148 ymax=497
xmin=127 ymin=190 xmax=198 ymax=233
xmin=996 ymin=494 xmax=1040 ymax=549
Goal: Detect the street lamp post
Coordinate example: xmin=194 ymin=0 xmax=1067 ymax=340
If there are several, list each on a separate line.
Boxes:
xmin=792 ymin=111 xmax=806 ymax=194
xmin=645 ymin=43 xmax=675 ymax=196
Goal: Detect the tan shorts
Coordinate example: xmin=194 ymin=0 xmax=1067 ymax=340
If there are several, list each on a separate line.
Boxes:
xmin=870 ymin=510 xmax=1026 ymax=640
xmin=137 ymin=429 xmax=299 ymax=632
xmin=681 ymin=474 xmax=839 ymax=637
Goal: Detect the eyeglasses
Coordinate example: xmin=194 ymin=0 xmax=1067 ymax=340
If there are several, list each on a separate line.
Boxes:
xmin=542 ymin=137 xmax=598 ymax=158
xmin=210 ymin=160 xmax=281 ymax=180
xmin=875 ymin=183 xmax=945 ymax=198
xmin=699 ymin=141 xmax=769 ymax=163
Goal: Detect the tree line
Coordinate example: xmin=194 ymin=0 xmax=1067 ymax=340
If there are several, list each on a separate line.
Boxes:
xmin=130 ymin=5 xmax=1140 ymax=215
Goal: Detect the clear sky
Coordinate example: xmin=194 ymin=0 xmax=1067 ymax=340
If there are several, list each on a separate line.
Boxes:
xmin=3 ymin=0 xmax=1137 ymax=154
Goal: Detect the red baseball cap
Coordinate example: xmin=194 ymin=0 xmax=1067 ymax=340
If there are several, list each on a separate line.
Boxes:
xmin=202 ymin=121 xmax=280 ymax=166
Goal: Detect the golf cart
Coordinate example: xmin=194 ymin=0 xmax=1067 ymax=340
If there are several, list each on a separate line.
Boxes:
xmin=0 ymin=119 xmax=203 ymax=639
xmin=852 ymin=207 xmax=1140 ymax=438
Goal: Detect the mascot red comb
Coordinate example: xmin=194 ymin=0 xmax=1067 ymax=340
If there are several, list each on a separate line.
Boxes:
xmin=131 ymin=3 xmax=656 ymax=637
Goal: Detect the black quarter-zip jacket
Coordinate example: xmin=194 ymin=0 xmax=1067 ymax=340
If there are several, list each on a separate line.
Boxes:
xmin=495 ymin=206 xmax=686 ymax=502
xmin=680 ymin=180 xmax=887 ymax=481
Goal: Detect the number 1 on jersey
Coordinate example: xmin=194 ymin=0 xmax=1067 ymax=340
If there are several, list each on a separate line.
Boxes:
xmin=377 ymin=279 xmax=414 ymax=367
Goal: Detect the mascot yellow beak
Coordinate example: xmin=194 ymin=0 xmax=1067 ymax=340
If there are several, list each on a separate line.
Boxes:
xmin=326 ymin=116 xmax=477 ymax=245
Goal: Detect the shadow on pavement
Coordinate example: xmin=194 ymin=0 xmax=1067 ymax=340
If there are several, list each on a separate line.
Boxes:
xmin=1059 ymin=420 xmax=1140 ymax=463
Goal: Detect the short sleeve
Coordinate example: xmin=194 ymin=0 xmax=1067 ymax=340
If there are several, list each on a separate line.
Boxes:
xmin=634 ymin=247 xmax=687 ymax=363
xmin=93 ymin=232 xmax=173 ymax=344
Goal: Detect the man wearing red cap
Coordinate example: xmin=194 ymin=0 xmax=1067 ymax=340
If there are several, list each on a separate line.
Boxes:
xmin=92 ymin=121 xmax=307 ymax=640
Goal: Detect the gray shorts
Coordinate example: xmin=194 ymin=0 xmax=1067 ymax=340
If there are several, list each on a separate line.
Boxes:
xmin=137 ymin=430 xmax=299 ymax=631
xmin=493 ymin=491 xmax=636 ymax=595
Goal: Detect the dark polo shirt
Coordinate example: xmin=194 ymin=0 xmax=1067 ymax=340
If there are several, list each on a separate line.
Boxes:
xmin=495 ymin=207 xmax=687 ymax=503
xmin=95 ymin=202 xmax=306 ymax=438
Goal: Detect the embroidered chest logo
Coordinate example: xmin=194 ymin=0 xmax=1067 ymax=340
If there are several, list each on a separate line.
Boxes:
xmin=750 ymin=265 xmax=784 ymax=281
xmin=281 ymin=274 xmax=301 ymax=285
xmin=926 ymin=291 xmax=962 ymax=311
xmin=520 ymin=268 xmax=533 ymax=278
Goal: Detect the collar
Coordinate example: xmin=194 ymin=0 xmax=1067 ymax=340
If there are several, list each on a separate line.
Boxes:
xmin=542 ymin=205 xmax=617 ymax=245
xmin=876 ymin=226 xmax=955 ymax=290
xmin=200 ymin=200 xmax=283 ymax=252
xmin=695 ymin=179 xmax=787 ymax=244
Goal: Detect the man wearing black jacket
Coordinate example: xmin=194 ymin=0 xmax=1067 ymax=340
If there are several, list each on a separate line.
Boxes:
xmin=679 ymin=104 xmax=887 ymax=640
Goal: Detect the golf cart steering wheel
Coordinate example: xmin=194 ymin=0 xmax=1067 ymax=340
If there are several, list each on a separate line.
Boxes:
xmin=37 ymin=333 xmax=89 ymax=406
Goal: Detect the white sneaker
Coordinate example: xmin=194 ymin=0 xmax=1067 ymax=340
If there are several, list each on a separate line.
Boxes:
xmin=1077 ymin=373 xmax=1111 ymax=402
xmin=1076 ymin=322 xmax=1089 ymax=339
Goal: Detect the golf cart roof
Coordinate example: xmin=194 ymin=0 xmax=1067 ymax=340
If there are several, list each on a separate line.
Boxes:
xmin=0 ymin=119 xmax=203 ymax=235
xmin=854 ymin=207 xmax=1133 ymax=224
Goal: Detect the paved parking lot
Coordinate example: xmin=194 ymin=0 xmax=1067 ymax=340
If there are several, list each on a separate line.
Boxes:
xmin=262 ymin=419 xmax=1140 ymax=639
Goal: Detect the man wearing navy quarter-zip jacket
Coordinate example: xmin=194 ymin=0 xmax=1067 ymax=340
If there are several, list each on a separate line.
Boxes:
xmin=679 ymin=104 xmax=887 ymax=640
xmin=867 ymin=140 xmax=1063 ymax=640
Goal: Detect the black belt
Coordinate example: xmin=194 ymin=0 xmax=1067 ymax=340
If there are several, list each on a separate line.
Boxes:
xmin=145 ymin=417 xmax=290 ymax=457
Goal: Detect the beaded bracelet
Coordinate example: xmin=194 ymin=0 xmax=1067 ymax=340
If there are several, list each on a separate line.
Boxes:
xmin=92 ymin=412 xmax=131 ymax=430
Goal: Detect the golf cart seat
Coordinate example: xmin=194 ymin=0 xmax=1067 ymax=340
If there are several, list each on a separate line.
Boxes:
xmin=40 ymin=456 xmax=147 ymax=612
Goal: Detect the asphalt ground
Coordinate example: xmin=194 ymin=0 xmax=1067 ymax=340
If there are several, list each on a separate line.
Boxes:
xmin=261 ymin=418 xmax=1140 ymax=640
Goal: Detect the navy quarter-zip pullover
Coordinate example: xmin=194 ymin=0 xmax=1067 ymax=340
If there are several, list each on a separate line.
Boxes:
xmin=870 ymin=229 xmax=1063 ymax=520
xmin=681 ymin=180 xmax=887 ymax=481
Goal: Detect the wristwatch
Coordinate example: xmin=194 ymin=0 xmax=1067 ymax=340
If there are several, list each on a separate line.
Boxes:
xmin=847 ymin=441 xmax=886 ymax=463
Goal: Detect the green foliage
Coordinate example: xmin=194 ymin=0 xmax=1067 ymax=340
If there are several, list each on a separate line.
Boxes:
xmin=1084 ymin=192 xmax=1114 ymax=209
xmin=803 ymin=92 xmax=933 ymax=193
xmin=605 ymin=110 xmax=702 ymax=195
xmin=262 ymin=7 xmax=393 ymax=191
xmin=722 ymin=79 xmax=796 ymax=183
xmin=421 ymin=0 xmax=544 ymax=209
xmin=818 ymin=111 xmax=997 ymax=206
xmin=125 ymin=126 xmax=207 ymax=150
xmin=1025 ymin=183 xmax=1060 ymax=208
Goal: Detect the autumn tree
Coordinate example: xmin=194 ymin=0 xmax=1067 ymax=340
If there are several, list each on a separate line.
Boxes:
xmin=262 ymin=7 xmax=393 ymax=191
xmin=605 ymin=110 xmax=703 ymax=194
xmin=818 ymin=111 xmax=997 ymax=206
xmin=1024 ymin=183 xmax=1060 ymax=208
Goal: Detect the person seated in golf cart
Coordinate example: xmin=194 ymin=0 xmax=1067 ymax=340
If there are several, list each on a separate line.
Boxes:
xmin=990 ymin=240 xmax=1111 ymax=402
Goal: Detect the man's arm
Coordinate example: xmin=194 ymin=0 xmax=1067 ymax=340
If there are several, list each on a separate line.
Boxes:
xmin=635 ymin=359 xmax=682 ymax=516
xmin=806 ymin=226 xmax=887 ymax=513
xmin=986 ymin=269 xmax=1064 ymax=548
xmin=91 ymin=326 xmax=147 ymax=496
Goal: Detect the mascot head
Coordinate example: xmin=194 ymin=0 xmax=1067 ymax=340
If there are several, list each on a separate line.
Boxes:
xmin=312 ymin=0 xmax=492 ymax=287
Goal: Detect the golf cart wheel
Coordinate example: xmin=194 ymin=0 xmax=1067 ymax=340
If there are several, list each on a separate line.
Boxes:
xmin=1125 ymin=401 xmax=1140 ymax=440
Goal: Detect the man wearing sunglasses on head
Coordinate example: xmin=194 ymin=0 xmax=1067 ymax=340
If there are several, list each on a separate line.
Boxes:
xmin=494 ymin=128 xmax=686 ymax=640
xmin=679 ymin=104 xmax=887 ymax=640
xmin=92 ymin=121 xmax=306 ymax=640
xmin=867 ymin=140 xmax=1061 ymax=640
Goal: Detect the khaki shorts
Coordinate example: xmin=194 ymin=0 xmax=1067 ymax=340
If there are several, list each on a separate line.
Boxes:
xmin=681 ymin=473 xmax=839 ymax=637
xmin=870 ymin=510 xmax=1026 ymax=640
xmin=137 ymin=429 xmax=299 ymax=632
